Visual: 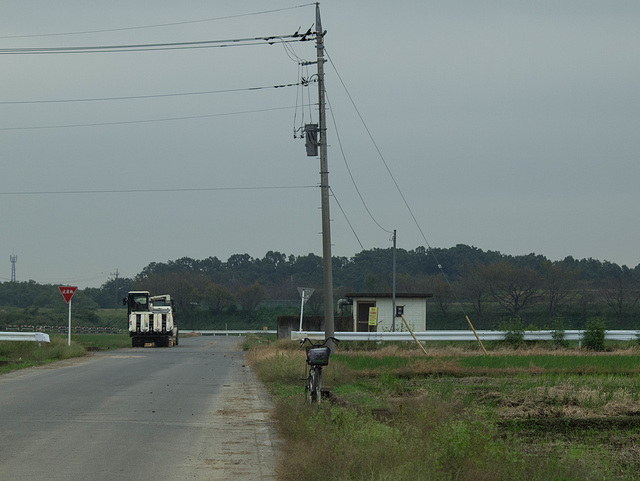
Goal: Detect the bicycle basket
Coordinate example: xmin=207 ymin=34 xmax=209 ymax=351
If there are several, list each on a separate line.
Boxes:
xmin=306 ymin=346 xmax=330 ymax=366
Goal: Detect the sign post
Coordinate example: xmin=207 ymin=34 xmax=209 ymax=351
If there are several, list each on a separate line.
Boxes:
xmin=297 ymin=287 xmax=315 ymax=332
xmin=58 ymin=286 xmax=78 ymax=346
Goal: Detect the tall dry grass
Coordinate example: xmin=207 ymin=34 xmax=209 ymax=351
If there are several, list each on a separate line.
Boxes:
xmin=244 ymin=337 xmax=637 ymax=480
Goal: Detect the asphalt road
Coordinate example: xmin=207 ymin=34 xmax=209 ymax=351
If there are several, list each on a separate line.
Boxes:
xmin=0 ymin=336 xmax=279 ymax=480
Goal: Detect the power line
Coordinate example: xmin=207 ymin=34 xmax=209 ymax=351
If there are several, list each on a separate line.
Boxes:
xmin=0 ymin=106 xmax=296 ymax=131
xmin=0 ymin=79 xmax=314 ymax=105
xmin=0 ymin=34 xmax=314 ymax=55
xmin=0 ymin=4 xmax=316 ymax=39
xmin=0 ymin=185 xmax=317 ymax=196
xmin=326 ymin=48 xmax=479 ymax=330
xmin=326 ymin=90 xmax=393 ymax=235
xmin=326 ymin=48 xmax=432 ymax=245
xmin=330 ymin=188 xmax=364 ymax=250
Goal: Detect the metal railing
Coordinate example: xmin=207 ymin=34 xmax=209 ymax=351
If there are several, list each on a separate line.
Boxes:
xmin=0 ymin=332 xmax=50 ymax=343
xmin=1 ymin=325 xmax=122 ymax=334
xmin=183 ymin=330 xmax=277 ymax=336
xmin=290 ymin=330 xmax=639 ymax=344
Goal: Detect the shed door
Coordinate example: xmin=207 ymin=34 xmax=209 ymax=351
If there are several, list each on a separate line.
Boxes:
xmin=357 ymin=301 xmax=376 ymax=332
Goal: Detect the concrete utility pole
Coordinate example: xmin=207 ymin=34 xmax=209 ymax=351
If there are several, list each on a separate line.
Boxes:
xmin=110 ymin=269 xmax=119 ymax=308
xmin=315 ymin=3 xmax=335 ymax=345
xmin=392 ymin=230 xmax=397 ymax=331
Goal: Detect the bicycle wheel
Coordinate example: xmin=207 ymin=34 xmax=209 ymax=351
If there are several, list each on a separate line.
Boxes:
xmin=315 ymin=367 xmax=323 ymax=405
xmin=307 ymin=367 xmax=316 ymax=405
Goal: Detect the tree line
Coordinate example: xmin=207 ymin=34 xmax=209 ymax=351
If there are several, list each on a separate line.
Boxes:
xmin=1 ymin=244 xmax=639 ymax=329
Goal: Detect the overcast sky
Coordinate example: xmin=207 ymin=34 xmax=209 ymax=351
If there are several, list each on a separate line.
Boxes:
xmin=2 ymin=1 xmax=639 ymax=288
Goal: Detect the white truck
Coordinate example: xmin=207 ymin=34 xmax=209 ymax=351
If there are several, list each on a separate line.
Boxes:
xmin=123 ymin=291 xmax=179 ymax=347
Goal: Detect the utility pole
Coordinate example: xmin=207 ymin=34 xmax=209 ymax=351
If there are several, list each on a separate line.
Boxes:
xmin=110 ymin=269 xmax=119 ymax=308
xmin=392 ymin=230 xmax=397 ymax=331
xmin=10 ymin=254 xmax=17 ymax=282
xmin=315 ymin=3 xmax=335 ymax=346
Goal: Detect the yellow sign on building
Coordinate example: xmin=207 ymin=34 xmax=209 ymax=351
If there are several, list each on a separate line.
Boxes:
xmin=368 ymin=306 xmax=378 ymax=326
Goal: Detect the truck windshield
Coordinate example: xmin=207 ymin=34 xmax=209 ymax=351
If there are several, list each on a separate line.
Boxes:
xmin=132 ymin=296 xmax=148 ymax=310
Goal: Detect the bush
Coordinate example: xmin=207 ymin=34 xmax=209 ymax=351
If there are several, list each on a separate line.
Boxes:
xmin=582 ymin=317 xmax=606 ymax=351
xmin=501 ymin=317 xmax=525 ymax=348
xmin=551 ymin=318 xmax=568 ymax=348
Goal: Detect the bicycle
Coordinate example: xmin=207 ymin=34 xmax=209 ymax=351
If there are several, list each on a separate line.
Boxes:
xmin=300 ymin=337 xmax=339 ymax=405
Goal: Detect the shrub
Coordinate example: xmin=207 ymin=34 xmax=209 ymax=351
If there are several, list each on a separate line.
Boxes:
xmin=501 ymin=317 xmax=525 ymax=348
xmin=551 ymin=318 xmax=568 ymax=348
xmin=582 ymin=317 xmax=606 ymax=351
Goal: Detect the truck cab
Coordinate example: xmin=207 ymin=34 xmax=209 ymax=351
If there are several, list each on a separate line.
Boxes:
xmin=125 ymin=291 xmax=151 ymax=315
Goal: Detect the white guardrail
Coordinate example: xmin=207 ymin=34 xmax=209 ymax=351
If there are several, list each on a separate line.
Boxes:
xmin=290 ymin=330 xmax=640 ymax=343
xmin=184 ymin=330 xmax=277 ymax=336
xmin=0 ymin=332 xmax=50 ymax=343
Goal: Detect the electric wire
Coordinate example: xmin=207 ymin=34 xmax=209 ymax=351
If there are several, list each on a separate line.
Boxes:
xmin=325 ymin=47 xmax=476 ymax=326
xmin=326 ymin=90 xmax=393 ymax=235
xmin=305 ymin=66 xmax=314 ymax=125
xmin=330 ymin=187 xmax=364 ymax=250
xmin=0 ymin=34 xmax=312 ymax=55
xmin=0 ymin=106 xmax=296 ymax=131
xmin=0 ymin=4 xmax=316 ymax=39
xmin=0 ymin=80 xmax=314 ymax=105
xmin=0 ymin=185 xmax=316 ymax=196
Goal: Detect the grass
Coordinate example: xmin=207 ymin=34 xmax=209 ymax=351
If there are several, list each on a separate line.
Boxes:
xmin=69 ymin=333 xmax=131 ymax=351
xmin=0 ymin=333 xmax=130 ymax=374
xmin=245 ymin=337 xmax=640 ymax=481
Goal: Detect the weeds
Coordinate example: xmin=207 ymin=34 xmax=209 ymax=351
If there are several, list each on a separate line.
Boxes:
xmin=501 ymin=317 xmax=525 ymax=348
xmin=0 ymin=333 xmax=128 ymax=374
xmin=583 ymin=317 xmax=607 ymax=351
xmin=551 ymin=318 xmax=569 ymax=348
xmin=247 ymin=339 xmax=640 ymax=480
xmin=0 ymin=336 xmax=86 ymax=373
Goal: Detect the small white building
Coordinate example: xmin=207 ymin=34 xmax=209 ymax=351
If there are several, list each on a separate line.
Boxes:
xmin=341 ymin=293 xmax=432 ymax=332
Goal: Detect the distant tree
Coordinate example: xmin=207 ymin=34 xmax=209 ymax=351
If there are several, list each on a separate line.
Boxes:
xmin=292 ymin=253 xmax=323 ymax=286
xmin=135 ymin=271 xmax=205 ymax=313
xmin=363 ymin=273 xmax=378 ymax=292
xmin=597 ymin=268 xmax=640 ymax=326
xmin=574 ymin=280 xmax=596 ymax=325
xmin=306 ymin=288 xmax=324 ymax=316
xmin=429 ymin=275 xmax=453 ymax=319
xmin=396 ymin=273 xmax=431 ymax=294
xmin=203 ymin=283 xmax=235 ymax=313
xmin=199 ymin=256 xmax=224 ymax=281
xmin=485 ymin=262 xmax=542 ymax=318
xmin=459 ymin=263 xmax=491 ymax=325
xmin=236 ymin=283 xmax=265 ymax=313
xmin=541 ymin=262 xmax=577 ymax=321
xmin=225 ymin=254 xmax=255 ymax=286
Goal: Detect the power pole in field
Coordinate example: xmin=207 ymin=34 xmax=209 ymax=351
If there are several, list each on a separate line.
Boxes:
xmin=315 ymin=3 xmax=335 ymax=345
xmin=301 ymin=4 xmax=335 ymax=346
xmin=110 ymin=269 xmax=119 ymax=308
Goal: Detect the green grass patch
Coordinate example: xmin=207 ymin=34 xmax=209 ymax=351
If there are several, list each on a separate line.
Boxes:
xmin=67 ymin=333 xmax=131 ymax=351
xmin=459 ymin=354 xmax=640 ymax=373
xmin=0 ymin=333 xmax=130 ymax=374
xmin=0 ymin=337 xmax=85 ymax=373
xmin=332 ymin=353 xmax=422 ymax=370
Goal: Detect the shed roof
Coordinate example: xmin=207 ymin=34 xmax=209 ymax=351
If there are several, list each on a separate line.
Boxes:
xmin=344 ymin=292 xmax=433 ymax=299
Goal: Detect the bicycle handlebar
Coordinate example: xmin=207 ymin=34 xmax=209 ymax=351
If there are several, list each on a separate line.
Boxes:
xmin=299 ymin=336 xmax=340 ymax=348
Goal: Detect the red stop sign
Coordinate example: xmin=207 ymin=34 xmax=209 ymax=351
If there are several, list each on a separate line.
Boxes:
xmin=58 ymin=286 xmax=78 ymax=304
